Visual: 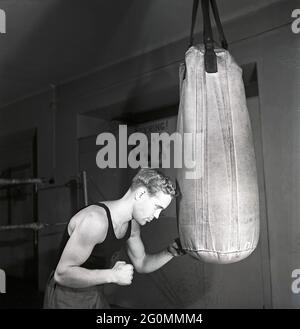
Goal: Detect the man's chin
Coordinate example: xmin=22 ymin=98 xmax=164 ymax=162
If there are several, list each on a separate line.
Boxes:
xmin=133 ymin=217 xmax=147 ymax=225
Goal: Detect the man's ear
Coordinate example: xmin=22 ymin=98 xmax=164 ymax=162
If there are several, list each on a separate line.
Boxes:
xmin=135 ymin=187 xmax=147 ymax=200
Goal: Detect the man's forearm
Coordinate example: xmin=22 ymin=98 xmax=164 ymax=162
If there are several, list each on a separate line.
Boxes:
xmin=54 ymin=267 xmax=114 ymax=288
xmin=140 ymin=249 xmax=174 ymax=273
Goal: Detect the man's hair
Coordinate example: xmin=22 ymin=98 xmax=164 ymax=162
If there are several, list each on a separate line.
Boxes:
xmin=130 ymin=168 xmax=177 ymax=197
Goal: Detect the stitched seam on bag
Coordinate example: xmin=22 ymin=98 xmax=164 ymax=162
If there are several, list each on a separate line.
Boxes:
xmin=225 ymin=51 xmax=240 ymax=251
xmin=203 ymin=54 xmax=211 ymax=253
xmin=184 ymin=248 xmax=255 ymax=254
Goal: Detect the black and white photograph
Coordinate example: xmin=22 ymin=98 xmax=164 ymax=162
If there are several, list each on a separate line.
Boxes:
xmin=0 ymin=0 xmax=299 ymax=316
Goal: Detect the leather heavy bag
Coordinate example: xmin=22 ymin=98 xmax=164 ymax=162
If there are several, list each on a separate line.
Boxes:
xmin=176 ymin=0 xmax=260 ymax=264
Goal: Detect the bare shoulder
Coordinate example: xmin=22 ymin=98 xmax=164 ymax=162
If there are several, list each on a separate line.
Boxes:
xmin=72 ymin=205 xmax=109 ymax=244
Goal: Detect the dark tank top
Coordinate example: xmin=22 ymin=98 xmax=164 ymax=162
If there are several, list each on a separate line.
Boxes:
xmin=55 ymin=203 xmax=132 ymax=270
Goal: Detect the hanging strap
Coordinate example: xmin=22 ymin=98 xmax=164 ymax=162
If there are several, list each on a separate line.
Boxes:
xmin=202 ymin=0 xmax=216 ymax=73
xmin=210 ymin=0 xmax=228 ymax=50
xmin=188 ymin=0 xmax=228 ymax=73
xmin=188 ymin=0 xmax=200 ymax=48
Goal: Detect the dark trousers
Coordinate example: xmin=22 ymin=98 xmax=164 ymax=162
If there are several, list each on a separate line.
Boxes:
xmin=43 ymin=271 xmax=111 ymax=309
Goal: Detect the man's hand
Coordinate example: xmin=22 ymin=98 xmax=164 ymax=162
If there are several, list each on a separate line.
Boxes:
xmin=111 ymin=261 xmax=134 ymax=285
xmin=167 ymin=238 xmax=186 ymax=257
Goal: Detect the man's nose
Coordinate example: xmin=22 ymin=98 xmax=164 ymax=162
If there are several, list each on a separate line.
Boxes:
xmin=154 ymin=209 xmax=162 ymax=219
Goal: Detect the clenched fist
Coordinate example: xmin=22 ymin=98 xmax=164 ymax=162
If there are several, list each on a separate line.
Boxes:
xmin=111 ymin=261 xmax=134 ymax=286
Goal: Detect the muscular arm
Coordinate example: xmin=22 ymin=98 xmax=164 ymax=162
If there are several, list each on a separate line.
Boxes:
xmin=54 ymin=210 xmax=114 ymax=288
xmin=126 ymin=220 xmax=174 ymax=274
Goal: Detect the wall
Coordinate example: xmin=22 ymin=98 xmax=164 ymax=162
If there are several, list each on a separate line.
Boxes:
xmin=0 ymin=0 xmax=298 ymax=308
xmin=225 ymin=2 xmax=300 ymax=308
xmin=0 ymin=129 xmax=36 ymax=282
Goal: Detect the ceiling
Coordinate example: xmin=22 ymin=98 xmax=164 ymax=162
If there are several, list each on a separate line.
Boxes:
xmin=0 ymin=0 xmax=283 ymax=108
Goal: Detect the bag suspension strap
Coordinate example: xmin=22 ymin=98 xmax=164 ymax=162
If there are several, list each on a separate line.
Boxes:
xmin=202 ymin=0 xmax=217 ymax=73
xmin=210 ymin=0 xmax=228 ymax=50
xmin=188 ymin=0 xmax=228 ymax=73
xmin=188 ymin=0 xmax=200 ymax=48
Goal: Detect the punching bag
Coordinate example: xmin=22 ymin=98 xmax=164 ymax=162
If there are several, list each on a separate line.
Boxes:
xmin=176 ymin=0 xmax=260 ymax=264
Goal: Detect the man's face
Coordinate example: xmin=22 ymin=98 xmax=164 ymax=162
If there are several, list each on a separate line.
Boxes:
xmin=133 ymin=188 xmax=172 ymax=225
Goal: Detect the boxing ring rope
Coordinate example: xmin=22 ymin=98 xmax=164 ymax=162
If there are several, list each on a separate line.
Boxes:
xmin=0 ymin=221 xmax=67 ymax=231
xmin=0 ymin=171 xmax=87 ymax=248
xmin=0 ymin=221 xmax=68 ymax=247
xmin=0 ymin=178 xmax=45 ymax=186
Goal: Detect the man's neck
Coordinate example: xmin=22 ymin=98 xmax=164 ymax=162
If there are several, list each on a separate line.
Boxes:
xmin=103 ymin=196 xmax=133 ymax=227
